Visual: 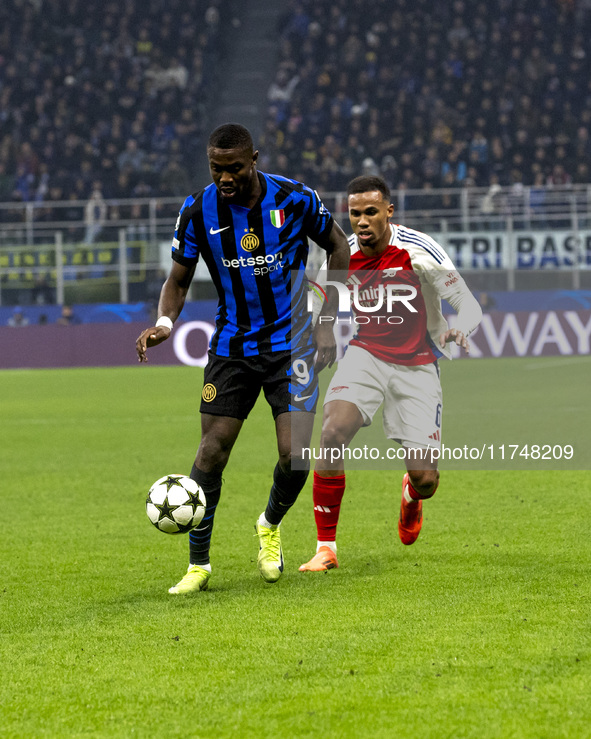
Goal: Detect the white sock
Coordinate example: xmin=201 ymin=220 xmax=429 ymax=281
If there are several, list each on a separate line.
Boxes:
xmin=258 ymin=513 xmax=278 ymax=530
xmin=317 ymin=540 xmax=337 ymax=554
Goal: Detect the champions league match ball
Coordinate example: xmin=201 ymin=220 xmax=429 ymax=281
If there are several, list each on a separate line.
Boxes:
xmin=146 ymin=474 xmax=206 ymax=534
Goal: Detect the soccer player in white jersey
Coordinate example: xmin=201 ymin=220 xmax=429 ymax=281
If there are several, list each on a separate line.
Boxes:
xmin=299 ymin=175 xmax=482 ymax=571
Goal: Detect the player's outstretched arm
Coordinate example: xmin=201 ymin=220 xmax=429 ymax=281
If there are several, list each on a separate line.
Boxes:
xmin=313 ymin=221 xmax=350 ymax=371
xmin=136 ymin=261 xmax=195 ymax=362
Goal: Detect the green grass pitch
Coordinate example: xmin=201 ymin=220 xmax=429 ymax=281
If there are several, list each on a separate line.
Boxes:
xmin=1 ymin=358 xmax=589 ymax=738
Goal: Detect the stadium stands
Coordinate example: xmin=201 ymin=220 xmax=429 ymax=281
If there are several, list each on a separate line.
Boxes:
xmin=262 ymin=0 xmax=591 ymax=192
xmin=2 ymin=0 xmax=591 ymax=312
xmin=0 ymin=0 xmax=229 ymax=204
xmin=2 ymin=1 xmax=590 ymax=204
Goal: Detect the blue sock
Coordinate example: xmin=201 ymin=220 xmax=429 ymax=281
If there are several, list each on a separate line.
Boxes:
xmin=188 ymin=465 xmax=222 ymax=566
xmin=264 ymin=462 xmax=309 ymax=526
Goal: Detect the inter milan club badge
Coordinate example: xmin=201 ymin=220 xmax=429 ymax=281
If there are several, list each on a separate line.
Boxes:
xmin=202 ymin=383 xmax=216 ymax=402
xmin=270 ymin=209 xmax=285 ymax=228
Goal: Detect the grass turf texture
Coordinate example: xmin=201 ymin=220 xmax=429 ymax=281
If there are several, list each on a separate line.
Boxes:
xmin=1 ymin=359 xmax=589 ymax=738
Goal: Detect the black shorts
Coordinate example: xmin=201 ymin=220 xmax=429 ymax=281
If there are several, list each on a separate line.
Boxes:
xmin=200 ymin=347 xmax=319 ymax=420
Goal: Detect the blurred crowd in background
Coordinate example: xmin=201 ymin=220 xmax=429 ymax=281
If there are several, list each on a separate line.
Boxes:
xmin=261 ymin=0 xmax=591 ymax=194
xmin=1 ymin=0 xmax=591 ymax=210
xmin=0 ymin=0 xmax=229 ymax=207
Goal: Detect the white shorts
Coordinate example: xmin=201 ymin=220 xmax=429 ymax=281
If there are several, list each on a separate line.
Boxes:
xmin=324 ymin=345 xmax=442 ymax=448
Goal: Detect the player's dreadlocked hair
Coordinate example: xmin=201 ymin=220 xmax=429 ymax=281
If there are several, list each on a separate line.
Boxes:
xmin=208 ymin=123 xmax=254 ymax=152
xmin=347 ymin=175 xmax=391 ymax=202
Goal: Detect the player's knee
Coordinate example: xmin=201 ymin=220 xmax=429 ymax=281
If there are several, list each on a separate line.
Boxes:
xmin=196 ymin=434 xmax=234 ymax=473
xmin=278 ymin=450 xmax=310 ymax=475
xmin=278 ymin=450 xmax=291 ymax=469
xmin=320 ymin=422 xmax=350 ymax=451
xmin=408 ymin=469 xmax=439 ymax=499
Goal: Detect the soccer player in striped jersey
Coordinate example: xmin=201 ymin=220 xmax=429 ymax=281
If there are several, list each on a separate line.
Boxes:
xmin=299 ymin=175 xmax=482 ymax=572
xmin=136 ymin=123 xmax=349 ymax=593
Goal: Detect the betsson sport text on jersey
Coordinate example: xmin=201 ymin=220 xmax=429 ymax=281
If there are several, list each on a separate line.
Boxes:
xmin=221 ymin=252 xmax=284 ymax=275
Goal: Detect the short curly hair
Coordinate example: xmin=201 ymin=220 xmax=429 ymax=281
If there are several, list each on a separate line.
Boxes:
xmin=346 ymin=175 xmax=390 ymax=202
xmin=207 ymin=123 xmax=254 ymax=152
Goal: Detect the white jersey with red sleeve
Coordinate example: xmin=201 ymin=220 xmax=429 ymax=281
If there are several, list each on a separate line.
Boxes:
xmin=314 ymin=223 xmax=482 ymax=365
xmin=390 ymin=224 xmax=481 ymax=360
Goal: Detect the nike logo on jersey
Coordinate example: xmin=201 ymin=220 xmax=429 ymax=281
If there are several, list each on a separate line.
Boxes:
xmin=210 ymin=226 xmax=230 ymax=235
xmin=294 ymin=393 xmax=313 ymax=402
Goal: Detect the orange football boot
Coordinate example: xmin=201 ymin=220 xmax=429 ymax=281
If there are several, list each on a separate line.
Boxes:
xmin=298 ymin=546 xmax=339 ymax=571
xmin=398 ymin=473 xmax=423 ymax=545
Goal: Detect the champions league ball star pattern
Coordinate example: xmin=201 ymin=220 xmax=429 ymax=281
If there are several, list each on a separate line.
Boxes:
xmin=146 ymin=474 xmax=206 ymax=534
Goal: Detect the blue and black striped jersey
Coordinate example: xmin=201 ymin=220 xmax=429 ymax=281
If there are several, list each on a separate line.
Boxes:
xmin=171 ymin=171 xmax=333 ymax=357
